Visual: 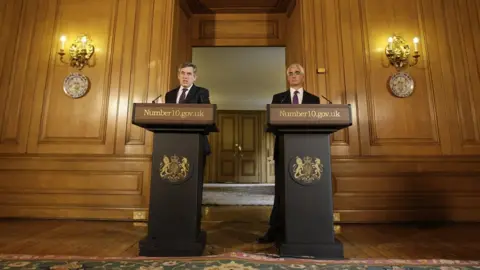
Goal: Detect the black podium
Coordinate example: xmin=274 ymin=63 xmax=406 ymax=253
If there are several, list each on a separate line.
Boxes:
xmin=132 ymin=103 xmax=217 ymax=257
xmin=266 ymin=104 xmax=352 ymax=259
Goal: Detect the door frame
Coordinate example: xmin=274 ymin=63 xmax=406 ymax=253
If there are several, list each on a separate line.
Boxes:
xmin=173 ymin=2 xmax=302 ymax=184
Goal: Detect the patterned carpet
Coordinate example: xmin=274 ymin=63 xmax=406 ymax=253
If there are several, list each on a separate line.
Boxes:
xmin=0 ymin=252 xmax=479 ymax=269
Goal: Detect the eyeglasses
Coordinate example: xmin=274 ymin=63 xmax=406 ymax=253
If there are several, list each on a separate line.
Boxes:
xmin=287 ymin=71 xmax=303 ymax=76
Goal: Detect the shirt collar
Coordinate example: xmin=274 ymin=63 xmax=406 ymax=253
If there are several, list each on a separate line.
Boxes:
xmin=181 ymin=84 xmax=194 ymax=91
xmin=290 ymin=87 xmax=304 ymax=94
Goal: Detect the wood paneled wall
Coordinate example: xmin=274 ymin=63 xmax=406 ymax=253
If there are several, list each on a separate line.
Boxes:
xmin=285 ymin=0 xmax=303 ymax=65
xmin=296 ymin=0 xmax=480 ymax=222
xmin=0 ymin=0 xmax=479 ymax=222
xmin=190 ymin=14 xmax=287 ymax=46
xmin=0 ymin=0 xmax=184 ymax=220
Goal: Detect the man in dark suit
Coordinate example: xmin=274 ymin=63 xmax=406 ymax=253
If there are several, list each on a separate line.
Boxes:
xmin=165 ymin=62 xmax=211 ymax=156
xmin=164 ymin=62 xmax=211 ymax=227
xmin=257 ymin=63 xmax=320 ymax=244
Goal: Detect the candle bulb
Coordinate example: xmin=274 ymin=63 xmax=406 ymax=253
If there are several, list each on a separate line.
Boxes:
xmin=413 ymin=37 xmax=419 ymax=53
xmin=387 ymin=37 xmax=393 ymax=51
xmin=81 ymin=36 xmax=87 ymax=50
xmin=60 ymin=36 xmax=66 ymax=51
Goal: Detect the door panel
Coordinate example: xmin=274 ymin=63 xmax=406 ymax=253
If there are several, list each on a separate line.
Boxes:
xmin=214 ymin=111 xmax=263 ymax=183
xmin=217 ymin=113 xmax=237 ymax=182
xmin=237 ymin=114 xmax=260 ymax=183
xmin=265 ymin=132 xmax=275 ymax=183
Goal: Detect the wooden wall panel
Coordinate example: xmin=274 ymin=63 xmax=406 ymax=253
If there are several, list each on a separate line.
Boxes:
xmin=285 ymin=0 xmax=302 ymax=65
xmin=299 ymin=0 xmax=361 ymax=156
xmin=115 ymin=0 xmax=176 ymax=155
xmin=358 ymin=0 xmax=446 ymax=156
xmin=0 ymin=0 xmax=177 ymax=220
xmin=299 ymin=0 xmax=479 ymax=157
xmin=436 ymin=0 xmax=480 ymax=155
xmin=25 ymin=0 xmax=120 ymax=154
xmin=0 ymin=0 xmax=39 ymax=154
xmin=0 ymin=0 xmax=480 ymax=223
xmin=332 ymin=157 xmax=480 ymax=222
xmin=186 ymin=0 xmax=294 ymax=14
xmin=191 ymin=14 xmax=286 ymax=46
xmin=170 ymin=1 xmax=192 ymax=88
xmin=298 ymin=0 xmax=480 ymax=222
xmin=115 ymin=0 xmax=156 ymax=156
xmin=0 ymin=155 xmax=150 ymax=220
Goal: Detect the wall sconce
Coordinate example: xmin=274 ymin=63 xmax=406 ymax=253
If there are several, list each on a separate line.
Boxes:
xmin=385 ymin=35 xmax=420 ymax=70
xmin=57 ymin=34 xmax=95 ymax=70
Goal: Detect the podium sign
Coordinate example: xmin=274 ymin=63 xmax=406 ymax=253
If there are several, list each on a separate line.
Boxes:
xmin=133 ymin=103 xmax=216 ymax=128
xmin=267 ymin=104 xmax=351 ymax=126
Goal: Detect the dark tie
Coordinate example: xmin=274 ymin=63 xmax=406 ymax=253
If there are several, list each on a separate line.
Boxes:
xmin=292 ymin=91 xmax=299 ymax=104
xmin=178 ymin=88 xmax=188 ymax=103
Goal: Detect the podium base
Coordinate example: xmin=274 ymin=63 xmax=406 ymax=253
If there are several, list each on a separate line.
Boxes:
xmin=279 ymin=239 xmax=344 ymax=260
xmin=138 ymin=231 xmax=206 ymax=257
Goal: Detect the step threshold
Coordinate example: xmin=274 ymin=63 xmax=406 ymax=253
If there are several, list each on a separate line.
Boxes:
xmin=204 ymin=183 xmax=274 ymax=187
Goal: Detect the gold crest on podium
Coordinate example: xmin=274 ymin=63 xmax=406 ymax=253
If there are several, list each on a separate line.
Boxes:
xmin=159 ymin=155 xmax=190 ymax=183
xmin=290 ymin=156 xmax=323 ymax=185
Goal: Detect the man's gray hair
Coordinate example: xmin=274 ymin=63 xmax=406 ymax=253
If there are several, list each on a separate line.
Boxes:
xmin=178 ymin=62 xmax=197 ymax=74
xmin=286 ymin=63 xmax=305 ymax=75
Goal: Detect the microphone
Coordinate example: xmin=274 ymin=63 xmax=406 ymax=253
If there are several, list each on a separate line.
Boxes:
xmin=280 ymin=93 xmax=288 ymax=104
xmin=151 ymin=94 xmax=162 ymax=104
xmin=321 ymin=95 xmax=333 ymax=104
xmin=199 ymin=94 xmax=204 ymax=104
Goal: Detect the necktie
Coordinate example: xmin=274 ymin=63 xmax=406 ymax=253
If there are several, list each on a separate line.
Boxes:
xmin=178 ymin=88 xmax=188 ymax=103
xmin=293 ymin=91 xmax=299 ymax=104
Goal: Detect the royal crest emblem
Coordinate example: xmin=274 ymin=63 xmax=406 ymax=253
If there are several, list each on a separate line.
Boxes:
xmin=159 ymin=155 xmax=190 ymax=183
xmin=290 ymin=156 xmax=323 ymax=185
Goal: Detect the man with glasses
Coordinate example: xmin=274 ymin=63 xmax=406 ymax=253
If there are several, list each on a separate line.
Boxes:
xmin=257 ymin=63 xmax=320 ymax=244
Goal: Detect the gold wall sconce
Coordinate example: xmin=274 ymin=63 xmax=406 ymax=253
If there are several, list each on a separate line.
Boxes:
xmin=57 ymin=34 xmax=95 ymax=70
xmin=385 ymin=35 xmax=420 ymax=70
xmin=384 ymin=35 xmax=420 ymax=98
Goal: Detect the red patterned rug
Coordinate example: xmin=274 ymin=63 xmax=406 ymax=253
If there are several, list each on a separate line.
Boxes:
xmin=0 ymin=252 xmax=479 ymax=269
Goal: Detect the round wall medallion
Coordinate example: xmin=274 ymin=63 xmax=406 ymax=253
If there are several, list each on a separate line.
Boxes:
xmin=388 ymin=72 xmax=414 ymax=98
xmin=63 ymin=73 xmax=90 ymax=98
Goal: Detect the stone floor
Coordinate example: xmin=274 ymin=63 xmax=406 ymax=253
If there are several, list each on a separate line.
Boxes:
xmin=202 ymin=184 xmax=274 ymax=205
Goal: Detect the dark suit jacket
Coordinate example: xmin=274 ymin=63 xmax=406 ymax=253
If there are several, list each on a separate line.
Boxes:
xmin=165 ymin=84 xmax=210 ymax=104
xmin=165 ymin=84 xmax=211 ymax=155
xmin=271 ymin=89 xmax=320 ymax=161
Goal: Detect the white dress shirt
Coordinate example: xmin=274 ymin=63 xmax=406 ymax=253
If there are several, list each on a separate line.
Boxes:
xmin=176 ymin=85 xmax=193 ymax=104
xmin=290 ymin=87 xmax=304 ymax=104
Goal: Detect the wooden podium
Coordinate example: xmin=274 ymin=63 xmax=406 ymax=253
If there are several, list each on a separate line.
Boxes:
xmin=132 ymin=103 xmax=217 ymax=257
xmin=266 ymin=104 xmax=352 ymax=259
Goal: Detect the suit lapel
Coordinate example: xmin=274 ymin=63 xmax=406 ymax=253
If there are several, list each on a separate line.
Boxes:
xmin=303 ymin=91 xmax=311 ymax=104
xmin=302 ymin=90 xmax=314 ymax=104
xmin=185 ymin=85 xmax=198 ymax=103
xmin=282 ymin=90 xmax=291 ymax=104
xmin=167 ymin=87 xmax=179 ymax=103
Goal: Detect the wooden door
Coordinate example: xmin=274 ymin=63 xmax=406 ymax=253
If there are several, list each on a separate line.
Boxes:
xmin=214 ymin=111 xmax=264 ymax=183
